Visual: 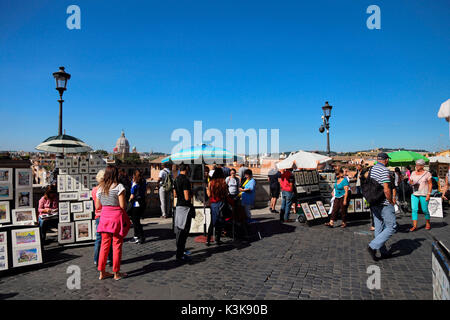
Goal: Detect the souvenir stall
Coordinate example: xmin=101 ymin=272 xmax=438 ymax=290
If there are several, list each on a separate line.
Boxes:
xmin=55 ymin=155 xmax=106 ymax=245
xmin=0 ymin=161 xmax=44 ymax=273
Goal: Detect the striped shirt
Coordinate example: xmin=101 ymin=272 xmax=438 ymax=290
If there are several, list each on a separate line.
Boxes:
xmin=369 ymin=163 xmax=390 ymax=205
xmin=96 ymin=183 xmax=125 ymax=207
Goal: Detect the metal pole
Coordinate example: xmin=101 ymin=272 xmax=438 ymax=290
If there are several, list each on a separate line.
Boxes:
xmin=58 ymin=99 xmax=64 ymax=136
xmin=326 ymin=127 xmax=330 ymax=156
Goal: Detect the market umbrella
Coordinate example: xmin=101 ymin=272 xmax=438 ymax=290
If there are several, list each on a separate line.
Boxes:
xmin=387 ymin=150 xmax=429 ymax=167
xmin=162 ymin=144 xmax=235 ymax=239
xmin=276 ymin=150 xmax=332 ymax=170
xmin=437 ymin=99 xmax=450 ymax=138
xmin=35 ymin=134 xmax=93 ymax=154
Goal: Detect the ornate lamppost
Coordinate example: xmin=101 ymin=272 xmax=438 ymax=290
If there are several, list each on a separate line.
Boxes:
xmin=52 ymin=66 xmax=71 ymax=136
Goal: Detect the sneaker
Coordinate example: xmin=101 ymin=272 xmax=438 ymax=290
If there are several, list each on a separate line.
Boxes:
xmin=367 ymin=246 xmax=378 ymax=262
xmin=273 ymin=210 xmax=279 ymax=214
xmin=130 ymin=237 xmax=139 ymax=244
xmin=184 ymin=250 xmax=191 ymax=255
xmin=176 ymin=255 xmax=191 ymax=262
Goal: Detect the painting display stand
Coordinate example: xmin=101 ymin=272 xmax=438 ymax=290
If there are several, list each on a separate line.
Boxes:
xmin=0 ymin=162 xmax=44 ymax=273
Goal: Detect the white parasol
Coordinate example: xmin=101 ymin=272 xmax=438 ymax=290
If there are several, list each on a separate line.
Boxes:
xmin=437 ymin=99 xmax=450 ymax=138
xmin=276 ymin=150 xmax=332 ymax=170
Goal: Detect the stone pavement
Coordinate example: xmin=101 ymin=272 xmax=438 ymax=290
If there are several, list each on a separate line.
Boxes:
xmin=0 ymin=205 xmax=448 ymax=300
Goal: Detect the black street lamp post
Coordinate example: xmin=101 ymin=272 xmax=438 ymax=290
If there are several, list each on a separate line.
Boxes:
xmin=52 ymin=67 xmax=71 ymax=136
xmin=319 ymin=101 xmax=333 ymax=156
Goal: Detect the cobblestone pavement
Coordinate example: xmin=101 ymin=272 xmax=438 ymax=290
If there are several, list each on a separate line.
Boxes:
xmin=0 ymin=206 xmax=448 ymax=300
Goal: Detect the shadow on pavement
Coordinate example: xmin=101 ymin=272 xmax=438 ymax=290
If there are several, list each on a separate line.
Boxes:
xmin=389 ymin=238 xmax=426 ymax=258
xmin=0 ymin=293 xmax=18 ymax=300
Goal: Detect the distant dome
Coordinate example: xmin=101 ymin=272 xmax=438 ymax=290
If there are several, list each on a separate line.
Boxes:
xmin=115 ymin=131 xmax=130 ymax=154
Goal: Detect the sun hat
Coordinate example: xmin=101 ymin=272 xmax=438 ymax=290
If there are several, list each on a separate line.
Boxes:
xmin=415 ymin=159 xmax=426 ymax=166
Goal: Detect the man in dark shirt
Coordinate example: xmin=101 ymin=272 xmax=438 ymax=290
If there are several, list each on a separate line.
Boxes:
xmin=173 ymin=164 xmax=194 ymax=261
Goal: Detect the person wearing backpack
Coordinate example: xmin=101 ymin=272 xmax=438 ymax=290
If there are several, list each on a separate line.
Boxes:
xmin=158 ymin=162 xmax=174 ymax=219
xmin=364 ymin=153 xmax=396 ymax=261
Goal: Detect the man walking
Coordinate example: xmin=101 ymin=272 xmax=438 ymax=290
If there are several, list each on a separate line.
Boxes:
xmin=158 ymin=162 xmax=173 ymax=218
xmin=367 ymin=153 xmax=396 ymax=261
xmin=173 ymin=164 xmax=194 ymax=262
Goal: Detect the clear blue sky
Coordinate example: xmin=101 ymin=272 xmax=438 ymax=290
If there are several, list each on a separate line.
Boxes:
xmin=0 ymin=0 xmax=449 ymax=153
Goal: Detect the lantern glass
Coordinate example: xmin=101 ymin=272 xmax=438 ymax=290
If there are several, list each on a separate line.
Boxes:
xmin=322 ymin=102 xmax=332 ymax=118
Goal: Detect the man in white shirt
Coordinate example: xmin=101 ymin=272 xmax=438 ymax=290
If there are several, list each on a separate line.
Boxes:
xmin=158 ymin=163 xmax=173 ymax=218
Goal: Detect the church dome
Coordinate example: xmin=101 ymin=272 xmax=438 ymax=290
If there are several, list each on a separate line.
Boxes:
xmin=115 ymin=131 xmax=130 ymax=154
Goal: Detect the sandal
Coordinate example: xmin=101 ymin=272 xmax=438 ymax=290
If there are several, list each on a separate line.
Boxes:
xmin=324 ymin=222 xmax=334 ymax=228
xmin=341 ymin=223 xmax=347 ymax=228
xmin=114 ymin=272 xmax=128 ymax=281
xmin=409 ymin=226 xmax=417 ymax=232
xmin=99 ymin=272 xmax=113 ymax=280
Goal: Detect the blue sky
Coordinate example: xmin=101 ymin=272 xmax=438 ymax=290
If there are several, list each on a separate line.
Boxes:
xmin=0 ymin=0 xmax=449 ymax=154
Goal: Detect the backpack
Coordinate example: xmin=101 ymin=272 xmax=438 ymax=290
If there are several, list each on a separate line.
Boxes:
xmin=361 ymin=167 xmax=386 ymax=206
xmin=161 ymin=169 xmax=174 ymax=192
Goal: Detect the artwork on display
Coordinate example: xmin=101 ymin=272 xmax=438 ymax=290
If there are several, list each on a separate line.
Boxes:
xmin=89 ymin=182 xmax=98 ymax=190
xmin=15 ymin=189 xmax=33 ymax=209
xmin=79 ymin=168 xmax=88 ymax=174
xmin=92 ymin=220 xmax=97 ymax=240
xmin=15 ymin=169 xmax=32 ymax=188
xmin=64 ymin=158 xmax=72 ymax=168
xmin=78 ymin=190 xmax=90 ymax=201
xmin=316 ymin=201 xmax=329 ymax=218
xmin=12 ymin=245 xmax=43 ymax=267
xmin=83 ymin=200 xmax=94 ymax=213
xmin=59 ymin=168 xmax=68 ymax=175
xmin=79 ymin=160 xmax=88 ymax=168
xmin=355 ymin=199 xmax=363 ymax=212
xmin=89 ymin=174 xmax=97 ymax=182
xmin=58 ymin=223 xmax=75 ymax=244
xmin=89 ymin=158 xmax=96 ymax=167
xmin=73 ymin=211 xmax=92 ymax=221
xmin=312 ymin=171 xmax=319 ymax=184
xmin=0 ymin=183 xmax=13 ymax=200
xmin=0 ymin=231 xmax=8 ymax=271
xmin=72 ymin=158 xmax=79 ymax=167
xmin=311 ymin=185 xmax=320 ymax=192
xmin=296 ymin=186 xmax=306 ymax=194
xmin=309 ymin=204 xmax=321 ymax=219
xmin=0 ymin=201 xmax=11 ymax=224
xmin=69 ymin=168 xmax=79 ymax=175
xmin=66 ymin=175 xmax=74 ymax=192
xmin=11 ymin=227 xmax=41 ymax=247
xmin=11 ymin=208 xmax=37 ymax=225
xmin=70 ymin=202 xmax=84 ymax=213
xmin=0 ymin=168 xmax=12 ymax=183
xmin=89 ymin=167 xmax=98 ymax=174
xmin=57 ymin=174 xmax=66 ymax=193
xmin=59 ymin=192 xmax=79 ymax=201
xmin=59 ymin=212 xmax=70 ymax=223
xmin=295 ymin=171 xmax=305 ymax=186
xmin=56 ymin=159 xmax=65 ymax=168
xmin=347 ymin=199 xmax=355 ymax=213
xmin=303 ymin=172 xmax=310 ymax=185
xmin=429 ymin=197 xmax=444 ymax=218
xmin=82 ymin=174 xmax=89 ymax=190
xmin=73 ymin=175 xmax=81 ymax=191
xmin=75 ymin=220 xmax=92 ymax=241
xmin=301 ymin=203 xmax=314 ymax=220
xmin=363 ymin=198 xmax=369 ymax=211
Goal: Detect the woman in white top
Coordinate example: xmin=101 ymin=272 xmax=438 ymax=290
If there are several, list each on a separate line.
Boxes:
xmin=96 ymin=165 xmax=131 ymax=280
xmin=408 ymin=159 xmax=432 ymax=232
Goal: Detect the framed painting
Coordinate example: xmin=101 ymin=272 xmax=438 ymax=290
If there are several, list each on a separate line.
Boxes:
xmin=0 ymin=183 xmax=13 ymax=201
xmin=363 ymin=198 xmax=369 ymax=211
xmin=79 ymin=160 xmax=89 ymax=169
xmin=59 ymin=192 xmax=79 ymax=201
xmin=79 ymin=167 xmax=88 ymax=174
xmin=57 ymin=174 xmax=66 ymax=193
xmin=89 ymin=181 xmax=98 ymax=190
xmin=295 ymin=171 xmax=305 ymax=186
xmin=75 ymin=220 xmax=92 ymax=241
xmin=64 ymin=158 xmax=72 ymax=168
xmin=92 ymin=219 xmax=97 ymax=240
xmin=309 ymin=204 xmax=321 ymax=219
xmin=65 ymin=175 xmax=74 ymax=192
xmin=0 ymin=231 xmax=6 ymax=244
xmin=89 ymin=167 xmax=98 ymax=174
xmin=59 ymin=168 xmax=68 ymax=175
xmin=73 ymin=211 xmax=92 ymax=221
xmin=316 ymin=201 xmax=329 ymax=218
xmin=15 ymin=189 xmax=33 ymax=209
xmin=301 ymin=203 xmax=314 ymax=221
xmin=355 ymin=198 xmax=363 ymax=212
xmin=81 ymin=174 xmax=90 ymax=190
xmin=429 ymin=197 xmax=444 ymax=218
xmin=312 ymin=171 xmax=319 ymax=184
xmin=12 ymin=245 xmax=43 ymax=267
xmin=16 ymin=169 xmax=33 ymax=188
xmin=0 ymin=243 xmax=8 ymax=270
xmin=58 ymin=222 xmax=75 ymax=244
xmin=56 ymin=159 xmax=65 ymax=168
xmin=59 ymin=210 xmax=70 ymax=223
xmin=11 ymin=227 xmax=41 ymax=247
xmin=347 ymin=199 xmax=355 ymax=213
xmin=89 ymin=174 xmax=97 ymax=182
xmin=73 ymin=175 xmax=81 ymax=191
xmin=0 ymin=168 xmax=12 ymax=184
xmin=72 ymin=158 xmax=79 ymax=168
xmin=83 ymin=200 xmax=94 ymax=213
xmin=12 ymin=208 xmax=37 ymax=225
xmin=89 ymin=158 xmax=96 ymax=167
xmin=0 ymin=201 xmax=11 ymax=224
xmin=69 ymin=168 xmax=79 ymax=175
xmin=70 ymin=202 xmax=84 ymax=213
xmin=78 ymin=190 xmax=90 ymax=201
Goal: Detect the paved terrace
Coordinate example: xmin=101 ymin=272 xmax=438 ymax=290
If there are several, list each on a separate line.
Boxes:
xmin=0 ymin=206 xmax=448 ymax=300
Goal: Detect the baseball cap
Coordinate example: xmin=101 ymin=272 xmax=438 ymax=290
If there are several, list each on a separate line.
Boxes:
xmin=377 ymin=152 xmax=390 ymax=160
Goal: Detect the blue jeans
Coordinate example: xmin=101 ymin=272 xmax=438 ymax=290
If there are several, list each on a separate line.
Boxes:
xmin=38 ymin=217 xmax=46 ymax=241
xmin=281 ymin=191 xmax=294 ymax=221
xmin=93 ymin=218 xmax=113 ymax=265
xmin=369 ymin=204 xmax=396 ymax=254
